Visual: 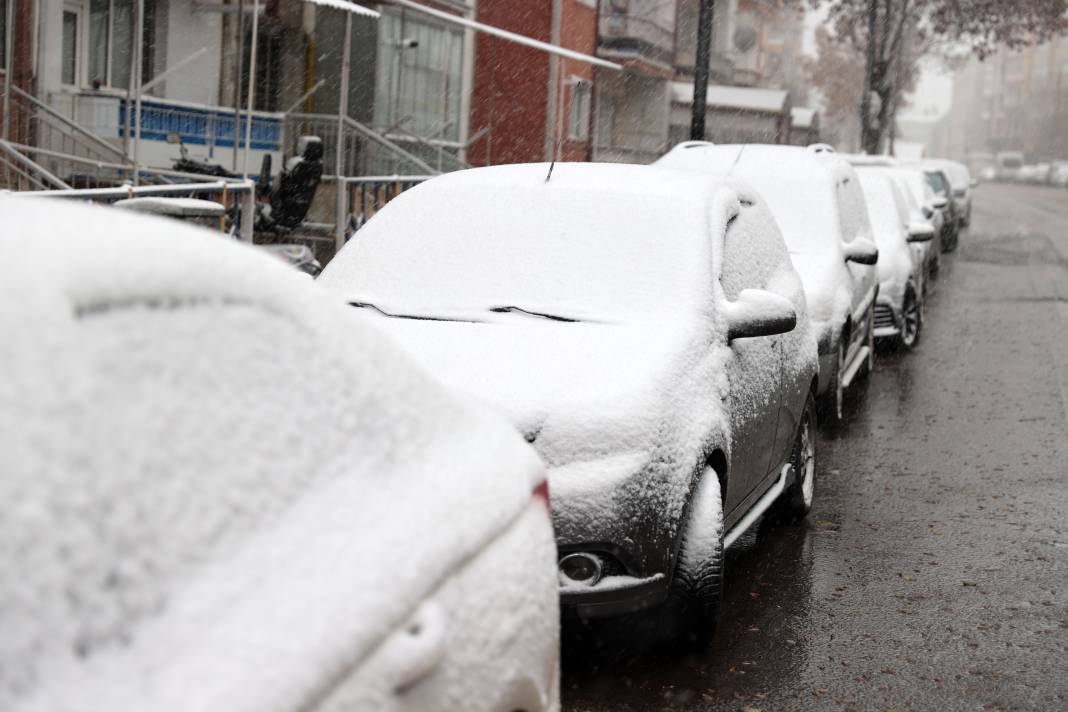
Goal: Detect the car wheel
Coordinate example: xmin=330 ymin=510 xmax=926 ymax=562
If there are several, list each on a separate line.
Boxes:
xmin=818 ymin=339 xmax=846 ymax=428
xmin=663 ymin=468 xmax=725 ymax=649
xmin=780 ymin=393 xmax=817 ymax=520
xmin=894 ymin=287 xmax=922 ymax=350
xmin=929 ymin=250 xmax=941 ymax=280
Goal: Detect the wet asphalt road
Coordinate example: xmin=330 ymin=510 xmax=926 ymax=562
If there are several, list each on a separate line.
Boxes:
xmin=562 ymin=183 xmax=1068 ymax=712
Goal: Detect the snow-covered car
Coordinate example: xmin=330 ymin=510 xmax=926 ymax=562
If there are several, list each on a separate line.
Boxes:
xmin=856 ymin=170 xmax=935 ymax=349
xmin=923 ymin=159 xmax=974 ymax=227
xmin=0 ymin=197 xmax=560 ymax=712
xmin=1051 ymin=161 xmax=1068 ymax=188
xmin=869 ymin=166 xmax=946 ymax=278
xmin=319 ymin=163 xmax=819 ymax=647
xmin=659 ymin=143 xmax=879 ymax=426
xmin=916 ymin=167 xmax=960 ymax=251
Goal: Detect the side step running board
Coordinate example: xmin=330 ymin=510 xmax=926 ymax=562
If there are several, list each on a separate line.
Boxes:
xmin=840 ymin=345 xmax=871 ymax=390
xmin=723 ymin=464 xmax=793 ymax=550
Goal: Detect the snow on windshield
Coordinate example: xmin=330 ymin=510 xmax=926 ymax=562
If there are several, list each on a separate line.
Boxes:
xmin=321 ymin=166 xmax=712 ymax=321
xmin=858 ymin=173 xmax=904 ymax=252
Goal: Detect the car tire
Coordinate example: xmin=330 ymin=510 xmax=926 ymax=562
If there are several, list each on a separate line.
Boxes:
xmin=663 ymin=468 xmax=725 ymax=649
xmin=892 ymin=286 xmax=922 ymax=351
xmin=862 ymin=305 xmax=876 ymax=378
xmin=818 ymin=339 xmax=846 ymax=428
xmin=780 ymin=393 xmax=817 ymax=520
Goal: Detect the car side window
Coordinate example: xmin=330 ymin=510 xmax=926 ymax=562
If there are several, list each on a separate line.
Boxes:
xmin=719 ymin=201 xmax=788 ymax=302
xmin=836 ymin=177 xmax=871 ymax=244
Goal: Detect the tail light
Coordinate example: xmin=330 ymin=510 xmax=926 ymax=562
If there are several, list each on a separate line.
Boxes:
xmin=531 ymin=479 xmax=549 ymax=508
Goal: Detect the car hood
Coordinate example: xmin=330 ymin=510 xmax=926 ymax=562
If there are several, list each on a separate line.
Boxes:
xmin=363 ymin=314 xmax=709 ymax=466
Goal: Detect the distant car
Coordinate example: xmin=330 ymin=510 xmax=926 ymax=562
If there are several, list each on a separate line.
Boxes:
xmin=320 ymin=162 xmax=820 ymax=648
xmin=864 ymin=165 xmax=946 ymax=278
xmin=0 ymin=197 xmax=560 ymax=712
xmin=916 ymin=166 xmax=960 ymax=251
xmin=660 ymin=143 xmax=879 ymax=426
xmin=1051 ymin=161 xmax=1068 ymax=188
xmin=924 ymin=159 xmax=974 ymax=227
xmin=995 ymin=151 xmax=1025 ymax=181
xmin=857 ymin=171 xmax=935 ymax=349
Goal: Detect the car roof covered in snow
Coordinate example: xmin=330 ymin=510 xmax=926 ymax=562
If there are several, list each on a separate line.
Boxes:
xmin=0 ymin=196 xmax=541 ymax=711
xmin=321 ymin=162 xmax=749 ymax=320
xmin=656 ymin=143 xmax=863 ymax=251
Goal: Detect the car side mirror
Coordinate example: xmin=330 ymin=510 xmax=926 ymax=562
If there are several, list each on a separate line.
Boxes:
xmin=725 ymin=289 xmax=797 ymax=341
xmin=907 ymin=221 xmax=935 ymax=243
xmin=931 ymin=195 xmax=949 ymax=210
xmin=843 ymin=237 xmax=879 ymax=265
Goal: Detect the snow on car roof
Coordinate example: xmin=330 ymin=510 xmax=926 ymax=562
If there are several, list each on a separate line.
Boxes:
xmin=671 ymin=82 xmax=789 ymax=113
xmin=0 ymin=196 xmax=542 ymax=711
xmin=321 ymin=162 xmax=743 ymax=321
xmin=656 ymin=143 xmax=858 ymax=253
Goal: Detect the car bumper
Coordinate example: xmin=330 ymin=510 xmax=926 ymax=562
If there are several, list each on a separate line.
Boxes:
xmin=547 ymin=451 xmax=686 ymax=617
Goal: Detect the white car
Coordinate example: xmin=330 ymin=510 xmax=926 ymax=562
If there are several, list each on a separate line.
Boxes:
xmin=876 ymin=166 xmax=946 ymax=278
xmin=659 ymin=143 xmax=880 ymax=426
xmin=923 ymin=159 xmax=974 ymax=227
xmin=0 ymin=197 xmax=560 ymax=712
xmin=320 ymin=163 xmax=819 ymax=648
xmin=856 ymin=170 xmax=935 ymax=349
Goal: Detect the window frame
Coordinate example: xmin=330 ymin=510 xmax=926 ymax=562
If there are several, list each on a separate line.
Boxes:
xmin=567 ymin=78 xmax=592 ymax=142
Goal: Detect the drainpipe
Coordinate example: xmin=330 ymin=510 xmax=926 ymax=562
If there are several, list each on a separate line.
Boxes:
xmin=2 ymin=0 xmax=15 ymax=141
xmin=543 ymin=0 xmax=561 ymax=161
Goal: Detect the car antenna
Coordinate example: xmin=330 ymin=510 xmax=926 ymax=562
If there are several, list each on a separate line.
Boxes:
xmin=728 ymin=144 xmax=747 ymax=175
xmin=545 ymin=159 xmax=556 ymax=182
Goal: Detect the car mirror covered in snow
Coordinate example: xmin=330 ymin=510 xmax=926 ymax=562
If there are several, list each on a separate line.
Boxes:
xmin=843 ymin=238 xmax=880 ymax=265
xmin=907 ymin=221 xmax=935 ymax=243
xmin=931 ymin=195 xmax=950 ymax=210
xmin=725 ymin=289 xmax=798 ymax=341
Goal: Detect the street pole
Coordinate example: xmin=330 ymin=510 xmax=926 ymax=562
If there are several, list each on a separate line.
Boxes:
xmin=334 ymin=11 xmax=352 ymax=253
xmin=2 ymin=0 xmax=15 ymax=142
xmin=132 ymin=0 xmax=144 ymax=186
xmin=860 ymin=0 xmax=877 ymax=153
xmin=690 ymin=0 xmax=714 ymax=141
xmin=233 ymin=0 xmax=244 ymax=172
xmin=242 ymin=0 xmax=260 ymax=179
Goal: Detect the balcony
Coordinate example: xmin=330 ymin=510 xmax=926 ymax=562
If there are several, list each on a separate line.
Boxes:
xmin=598 ymin=1 xmax=676 ymax=78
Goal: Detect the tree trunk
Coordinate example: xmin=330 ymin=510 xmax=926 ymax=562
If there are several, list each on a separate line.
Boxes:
xmin=860 ymin=0 xmax=879 ymax=153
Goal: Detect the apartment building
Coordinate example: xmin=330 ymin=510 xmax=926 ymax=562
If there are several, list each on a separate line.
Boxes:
xmin=947 ymin=37 xmax=1068 ymax=162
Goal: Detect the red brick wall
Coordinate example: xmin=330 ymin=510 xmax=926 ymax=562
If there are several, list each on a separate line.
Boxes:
xmin=469 ymin=0 xmax=597 ymax=166
xmin=0 ymin=0 xmax=36 ymax=144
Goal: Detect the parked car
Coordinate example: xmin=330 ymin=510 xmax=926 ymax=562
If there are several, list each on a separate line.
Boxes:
xmin=1051 ymin=161 xmax=1068 ymax=188
xmin=995 ymin=150 xmax=1025 ymax=181
xmin=856 ymin=171 xmax=935 ymax=349
xmin=0 ymin=196 xmax=560 ymax=712
xmin=924 ymin=159 xmax=974 ymax=227
xmin=659 ymin=143 xmax=879 ymax=427
xmin=867 ymin=165 xmax=947 ymax=278
xmin=320 ymin=163 xmax=820 ymax=648
xmin=915 ymin=166 xmax=960 ymax=251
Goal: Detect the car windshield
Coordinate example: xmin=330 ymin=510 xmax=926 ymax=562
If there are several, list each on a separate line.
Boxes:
xmin=324 ymin=183 xmax=708 ymax=321
xmin=857 ymin=174 xmax=904 ymax=251
xmin=925 ymin=171 xmax=949 ymax=195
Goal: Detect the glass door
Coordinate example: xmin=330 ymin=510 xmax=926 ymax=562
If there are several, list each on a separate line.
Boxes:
xmin=61 ymin=4 xmax=86 ymax=87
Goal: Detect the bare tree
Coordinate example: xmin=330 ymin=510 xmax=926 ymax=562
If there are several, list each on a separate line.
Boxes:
xmin=807 ymin=0 xmax=1068 ymax=153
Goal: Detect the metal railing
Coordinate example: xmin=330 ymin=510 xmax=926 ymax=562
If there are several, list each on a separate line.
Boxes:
xmin=1 ymin=80 xmax=136 ymax=187
xmin=0 ymin=140 xmax=73 ymax=190
xmin=331 ymin=174 xmax=432 ymax=247
xmin=19 ymin=180 xmax=258 ymax=242
xmin=285 ymin=112 xmax=442 ymax=177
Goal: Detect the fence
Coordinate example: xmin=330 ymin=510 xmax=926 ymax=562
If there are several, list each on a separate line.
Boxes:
xmin=19 ymin=180 xmax=258 ymax=243
xmin=329 ymin=174 xmax=432 ymax=248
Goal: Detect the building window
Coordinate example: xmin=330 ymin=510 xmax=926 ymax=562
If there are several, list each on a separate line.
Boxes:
xmin=62 ymin=8 xmax=81 ymax=86
xmin=1 ymin=0 xmax=7 ymax=72
xmin=568 ymin=79 xmax=591 ymax=141
xmin=373 ymin=9 xmax=464 ymax=143
xmin=79 ymin=0 xmax=157 ymax=90
xmin=595 ymin=92 xmax=614 ymax=146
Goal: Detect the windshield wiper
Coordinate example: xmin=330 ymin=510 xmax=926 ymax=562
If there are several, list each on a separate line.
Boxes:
xmin=489 ymin=305 xmax=581 ymax=323
xmin=350 ymin=301 xmax=484 ymax=323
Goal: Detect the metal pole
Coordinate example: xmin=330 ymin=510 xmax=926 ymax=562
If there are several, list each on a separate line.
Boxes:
xmin=690 ymin=0 xmax=714 ymax=141
xmin=133 ymin=0 xmax=144 ymax=186
xmin=242 ymin=0 xmax=259 ymax=179
xmin=335 ymin=11 xmax=353 ymax=252
xmin=233 ymin=0 xmax=244 ymax=172
xmin=2 ymin=0 xmax=15 ymax=142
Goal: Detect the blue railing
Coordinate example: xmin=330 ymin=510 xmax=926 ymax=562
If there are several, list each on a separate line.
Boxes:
xmin=119 ymin=99 xmax=282 ymax=152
